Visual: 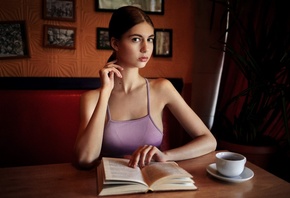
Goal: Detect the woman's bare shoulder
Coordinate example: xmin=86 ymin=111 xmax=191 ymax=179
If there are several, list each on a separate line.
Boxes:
xmin=148 ymin=78 xmax=176 ymax=93
xmin=148 ymin=78 xmax=184 ymax=107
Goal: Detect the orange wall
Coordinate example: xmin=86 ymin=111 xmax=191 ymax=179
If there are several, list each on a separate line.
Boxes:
xmin=0 ymin=0 xmax=195 ymax=84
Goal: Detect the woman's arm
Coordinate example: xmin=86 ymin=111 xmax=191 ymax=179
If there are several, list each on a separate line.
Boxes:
xmin=162 ymin=79 xmax=217 ymax=161
xmin=74 ymin=61 xmax=123 ymax=168
xmin=74 ymin=89 xmax=110 ymax=168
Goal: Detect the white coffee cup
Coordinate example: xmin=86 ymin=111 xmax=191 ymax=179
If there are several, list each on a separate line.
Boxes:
xmin=216 ymin=152 xmax=246 ymax=177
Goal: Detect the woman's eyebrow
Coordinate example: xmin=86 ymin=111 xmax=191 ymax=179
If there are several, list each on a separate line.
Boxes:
xmin=129 ymin=34 xmax=154 ymax=38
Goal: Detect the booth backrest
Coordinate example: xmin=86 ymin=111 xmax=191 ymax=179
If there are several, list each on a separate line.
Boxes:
xmin=0 ymin=77 xmax=188 ymax=167
xmin=0 ymin=90 xmax=84 ymax=166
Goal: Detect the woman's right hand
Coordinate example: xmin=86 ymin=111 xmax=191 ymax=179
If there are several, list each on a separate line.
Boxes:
xmin=128 ymin=145 xmax=167 ymax=168
xmin=99 ymin=60 xmax=123 ymax=92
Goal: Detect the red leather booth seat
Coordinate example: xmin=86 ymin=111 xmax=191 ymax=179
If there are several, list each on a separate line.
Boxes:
xmin=0 ymin=90 xmax=85 ymax=167
xmin=0 ymin=77 xmax=188 ymax=167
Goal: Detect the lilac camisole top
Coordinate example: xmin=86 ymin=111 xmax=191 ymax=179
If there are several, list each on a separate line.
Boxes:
xmin=101 ymin=79 xmax=163 ymax=157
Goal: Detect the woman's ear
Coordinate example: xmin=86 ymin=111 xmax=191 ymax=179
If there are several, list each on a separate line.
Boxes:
xmin=110 ymin=37 xmax=119 ymax=51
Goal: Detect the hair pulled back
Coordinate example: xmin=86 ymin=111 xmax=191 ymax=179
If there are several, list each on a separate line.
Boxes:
xmin=109 ymin=6 xmax=154 ymax=41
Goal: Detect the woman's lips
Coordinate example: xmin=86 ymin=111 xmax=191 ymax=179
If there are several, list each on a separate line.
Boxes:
xmin=139 ymin=57 xmax=148 ymax=62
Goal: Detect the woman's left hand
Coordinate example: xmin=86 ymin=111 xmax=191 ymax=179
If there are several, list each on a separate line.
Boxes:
xmin=128 ymin=145 xmax=167 ymax=168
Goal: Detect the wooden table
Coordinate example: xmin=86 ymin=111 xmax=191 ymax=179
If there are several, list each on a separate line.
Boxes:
xmin=1 ymin=151 xmax=289 ymax=198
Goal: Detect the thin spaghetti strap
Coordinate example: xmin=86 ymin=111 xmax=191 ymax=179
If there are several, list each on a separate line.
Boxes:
xmin=145 ymin=78 xmax=150 ymax=115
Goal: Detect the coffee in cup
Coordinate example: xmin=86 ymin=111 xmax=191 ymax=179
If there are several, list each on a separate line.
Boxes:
xmin=216 ymin=152 xmax=246 ymax=177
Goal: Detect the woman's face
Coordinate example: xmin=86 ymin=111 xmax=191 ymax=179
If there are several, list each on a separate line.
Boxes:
xmin=113 ymin=22 xmax=154 ymax=68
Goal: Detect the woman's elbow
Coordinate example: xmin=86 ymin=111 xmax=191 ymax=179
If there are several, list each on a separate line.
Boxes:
xmin=74 ymin=150 xmax=99 ymax=169
xmin=208 ymin=133 xmax=217 ymax=151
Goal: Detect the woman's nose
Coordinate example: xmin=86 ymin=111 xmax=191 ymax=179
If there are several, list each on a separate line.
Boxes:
xmin=141 ymin=41 xmax=148 ymax=53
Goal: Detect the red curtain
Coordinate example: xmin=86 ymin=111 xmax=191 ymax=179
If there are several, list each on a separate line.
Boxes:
xmin=212 ymin=0 xmax=290 ymax=145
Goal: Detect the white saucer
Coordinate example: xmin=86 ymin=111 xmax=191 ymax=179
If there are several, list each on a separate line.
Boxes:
xmin=206 ymin=163 xmax=254 ymax=183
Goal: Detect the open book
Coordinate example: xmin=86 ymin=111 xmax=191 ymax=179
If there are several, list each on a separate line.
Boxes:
xmin=97 ymin=157 xmax=197 ymax=196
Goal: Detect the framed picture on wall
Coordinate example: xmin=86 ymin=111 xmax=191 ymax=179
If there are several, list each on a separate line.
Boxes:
xmin=97 ymin=28 xmax=111 ymax=50
xmin=95 ymin=0 xmax=164 ymax=15
xmin=43 ymin=0 xmax=76 ymax=21
xmin=153 ymin=29 xmax=172 ymax=57
xmin=43 ymin=25 xmax=76 ymax=49
xmin=0 ymin=21 xmax=30 ymax=60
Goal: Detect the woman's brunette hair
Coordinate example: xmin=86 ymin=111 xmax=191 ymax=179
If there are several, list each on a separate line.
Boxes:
xmin=107 ymin=6 xmax=154 ymax=62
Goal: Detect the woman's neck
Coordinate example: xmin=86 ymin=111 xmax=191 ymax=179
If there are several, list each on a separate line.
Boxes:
xmin=113 ymin=68 xmax=144 ymax=94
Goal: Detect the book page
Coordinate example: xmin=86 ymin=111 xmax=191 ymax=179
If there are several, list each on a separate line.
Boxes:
xmin=102 ymin=157 xmax=147 ymax=186
xmin=141 ymin=162 xmax=193 ymax=187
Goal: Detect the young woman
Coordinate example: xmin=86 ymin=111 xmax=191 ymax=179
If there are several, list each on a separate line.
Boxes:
xmin=75 ymin=6 xmax=216 ymax=169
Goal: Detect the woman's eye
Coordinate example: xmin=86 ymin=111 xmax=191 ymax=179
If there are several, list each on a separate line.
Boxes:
xmin=132 ymin=37 xmax=141 ymax=42
xmin=148 ymin=38 xmax=154 ymax=43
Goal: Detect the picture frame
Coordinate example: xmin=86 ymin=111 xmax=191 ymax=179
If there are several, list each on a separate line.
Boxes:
xmin=0 ymin=21 xmax=30 ymax=60
xmin=153 ymin=29 xmax=172 ymax=57
xmin=43 ymin=25 xmax=76 ymax=49
xmin=97 ymin=28 xmax=111 ymax=50
xmin=43 ymin=0 xmax=76 ymax=21
xmin=95 ymin=0 xmax=164 ymax=15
